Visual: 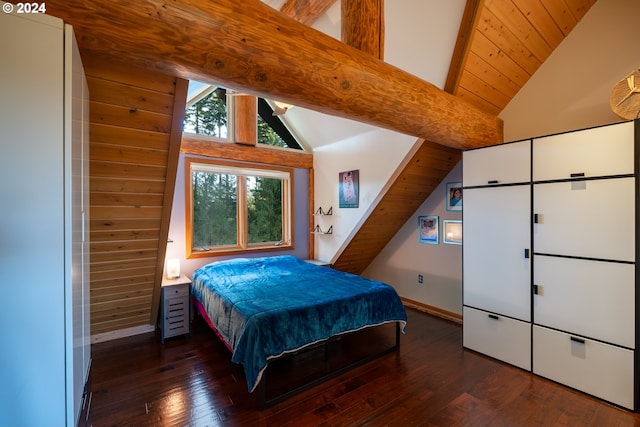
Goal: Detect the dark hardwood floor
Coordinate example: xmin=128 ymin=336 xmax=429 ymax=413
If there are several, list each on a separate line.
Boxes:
xmin=90 ymin=308 xmax=640 ymax=426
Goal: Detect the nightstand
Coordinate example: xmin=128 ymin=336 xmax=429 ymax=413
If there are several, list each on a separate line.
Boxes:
xmin=160 ymin=274 xmax=191 ymax=343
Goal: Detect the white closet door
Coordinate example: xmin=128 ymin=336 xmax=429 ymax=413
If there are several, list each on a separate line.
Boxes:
xmin=533 ymin=121 xmax=634 ymax=181
xmin=66 ymin=24 xmax=90 ymax=427
xmin=533 ymin=177 xmax=635 ymax=262
xmin=0 ymin=9 xmax=67 ymax=427
xmin=534 ymin=256 xmax=635 ymax=348
xmin=463 ymin=140 xmax=531 ymax=187
xmin=463 ymin=185 xmax=531 ymax=320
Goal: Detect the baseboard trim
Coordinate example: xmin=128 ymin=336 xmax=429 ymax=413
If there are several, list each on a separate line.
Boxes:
xmin=91 ymin=324 xmax=156 ymax=344
xmin=401 ymin=297 xmax=462 ymax=324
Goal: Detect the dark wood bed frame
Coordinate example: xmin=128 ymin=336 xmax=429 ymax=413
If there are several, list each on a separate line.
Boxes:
xmin=257 ymin=322 xmax=402 ymax=409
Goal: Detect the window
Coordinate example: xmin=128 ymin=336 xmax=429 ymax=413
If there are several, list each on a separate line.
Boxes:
xmin=183 ymin=84 xmax=232 ymax=140
xmin=186 ymin=158 xmax=293 ymax=257
xmin=183 ymin=80 xmax=304 ymax=150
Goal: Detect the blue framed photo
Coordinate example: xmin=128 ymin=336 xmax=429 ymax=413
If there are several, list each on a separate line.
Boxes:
xmin=443 ymin=220 xmax=462 ymax=245
xmin=446 ymin=182 xmax=462 ymax=212
xmin=418 ymin=215 xmax=439 ymax=244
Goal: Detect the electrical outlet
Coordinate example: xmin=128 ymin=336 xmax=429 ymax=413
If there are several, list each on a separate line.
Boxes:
xmin=418 ymin=274 xmax=423 ymax=284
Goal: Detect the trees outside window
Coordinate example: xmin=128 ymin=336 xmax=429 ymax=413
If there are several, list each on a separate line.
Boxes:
xmin=183 ymin=81 xmax=303 ymax=149
xmin=184 ymin=87 xmax=229 ymax=138
xmin=186 ymin=158 xmax=293 ymax=257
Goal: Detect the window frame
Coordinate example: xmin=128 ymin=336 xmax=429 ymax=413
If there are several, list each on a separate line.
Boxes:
xmin=183 ymin=80 xmax=306 ymax=151
xmin=185 ymin=157 xmax=294 ymax=258
xmin=183 ymin=85 xmax=235 ymax=143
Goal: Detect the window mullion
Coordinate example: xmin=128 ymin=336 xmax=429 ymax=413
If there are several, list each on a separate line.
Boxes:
xmin=238 ymin=175 xmax=248 ymax=248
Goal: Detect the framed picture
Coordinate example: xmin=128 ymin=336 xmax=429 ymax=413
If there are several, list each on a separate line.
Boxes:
xmin=446 ymin=182 xmax=463 ymax=211
xmin=443 ymin=220 xmax=462 ymax=245
xmin=339 ymin=170 xmax=359 ymax=208
xmin=418 ymin=215 xmax=439 ymax=244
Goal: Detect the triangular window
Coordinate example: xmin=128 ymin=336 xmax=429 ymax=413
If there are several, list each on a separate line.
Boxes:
xmin=184 ymin=81 xmax=303 ymax=150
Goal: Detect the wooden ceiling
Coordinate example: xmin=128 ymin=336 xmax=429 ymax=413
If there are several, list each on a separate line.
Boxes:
xmin=274 ymin=0 xmax=597 ymax=117
xmin=446 ymin=0 xmax=598 ymax=115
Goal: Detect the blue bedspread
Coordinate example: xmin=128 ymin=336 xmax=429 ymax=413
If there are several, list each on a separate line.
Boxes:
xmin=191 ymin=255 xmax=407 ymax=392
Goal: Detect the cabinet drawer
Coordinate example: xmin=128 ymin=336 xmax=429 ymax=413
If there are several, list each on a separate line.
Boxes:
xmin=163 ymin=283 xmax=189 ymax=299
xmin=463 ymin=306 xmax=531 ymax=370
xmin=533 ymin=177 xmax=635 ymax=262
xmin=463 ymin=139 xmax=531 ymax=187
xmin=534 ymin=256 xmax=635 ymax=348
xmin=533 ymin=121 xmax=634 ymax=181
xmin=533 ymin=325 xmax=634 ymax=410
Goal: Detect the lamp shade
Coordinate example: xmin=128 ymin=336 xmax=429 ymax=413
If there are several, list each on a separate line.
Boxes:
xmin=166 ymin=258 xmax=180 ymax=279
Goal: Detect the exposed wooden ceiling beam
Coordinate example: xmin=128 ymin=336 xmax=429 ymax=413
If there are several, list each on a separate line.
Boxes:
xmin=280 ymin=0 xmax=337 ymax=25
xmin=445 ymin=0 xmax=482 ymax=94
xmin=38 ymin=0 xmax=502 ymax=149
xmin=342 ymin=0 xmax=385 ymax=60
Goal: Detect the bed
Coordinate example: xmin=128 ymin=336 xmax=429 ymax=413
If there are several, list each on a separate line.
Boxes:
xmin=191 ymin=255 xmax=407 ymax=407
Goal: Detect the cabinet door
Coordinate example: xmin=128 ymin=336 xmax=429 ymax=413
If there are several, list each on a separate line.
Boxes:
xmin=533 ymin=121 xmax=634 ymax=181
xmin=163 ymin=296 xmax=189 ymax=337
xmin=463 ymin=185 xmax=531 ymax=320
xmin=0 ymin=10 xmax=67 ymax=427
xmin=534 ymin=256 xmax=635 ymax=348
xmin=463 ymin=139 xmax=531 ymax=187
xmin=533 ymin=177 xmax=635 ymax=261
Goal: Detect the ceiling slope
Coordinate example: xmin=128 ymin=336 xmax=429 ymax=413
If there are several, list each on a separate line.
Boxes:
xmin=332 ymin=140 xmax=461 ymax=274
xmin=447 ymin=0 xmax=598 ymax=114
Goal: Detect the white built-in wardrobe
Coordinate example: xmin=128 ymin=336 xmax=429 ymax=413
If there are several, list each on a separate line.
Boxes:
xmin=0 ymin=6 xmax=91 ymax=426
xmin=463 ymin=120 xmax=639 ymax=410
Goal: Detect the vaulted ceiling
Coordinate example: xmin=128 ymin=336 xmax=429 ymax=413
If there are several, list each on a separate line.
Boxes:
xmin=270 ymin=0 xmax=597 ymax=149
xmin=25 ymin=0 xmax=600 ymax=335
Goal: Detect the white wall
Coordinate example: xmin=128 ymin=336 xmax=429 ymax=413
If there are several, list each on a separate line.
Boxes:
xmin=500 ymin=0 xmax=640 ymax=142
xmin=364 ymin=163 xmax=463 ymax=315
xmin=312 ymin=127 xmax=417 ymax=263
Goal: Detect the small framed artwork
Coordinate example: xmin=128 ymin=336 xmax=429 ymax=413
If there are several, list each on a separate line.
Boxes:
xmin=418 ymin=215 xmax=439 ymax=244
xmin=339 ymin=170 xmax=359 ymax=208
xmin=443 ymin=220 xmax=462 ymax=245
xmin=446 ymin=182 xmax=463 ymax=212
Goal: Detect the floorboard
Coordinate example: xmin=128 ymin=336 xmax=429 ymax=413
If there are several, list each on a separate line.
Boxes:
xmin=89 ymin=308 xmax=640 ymax=426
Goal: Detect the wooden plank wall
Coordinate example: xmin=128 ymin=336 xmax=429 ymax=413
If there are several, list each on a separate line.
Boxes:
xmin=85 ymin=56 xmax=180 ymax=336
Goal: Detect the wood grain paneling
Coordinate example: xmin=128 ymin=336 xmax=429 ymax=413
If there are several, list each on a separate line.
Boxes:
xmin=85 ymin=55 xmax=183 ymax=336
xmin=234 ymin=95 xmax=258 ymax=146
xmin=448 ymin=0 xmax=597 ymax=113
xmin=181 ymin=134 xmax=313 ymax=169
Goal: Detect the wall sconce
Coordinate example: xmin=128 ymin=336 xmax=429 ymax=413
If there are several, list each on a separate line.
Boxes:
xmin=166 ymin=258 xmax=181 ymax=279
xmin=272 ymin=101 xmax=294 ymax=116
